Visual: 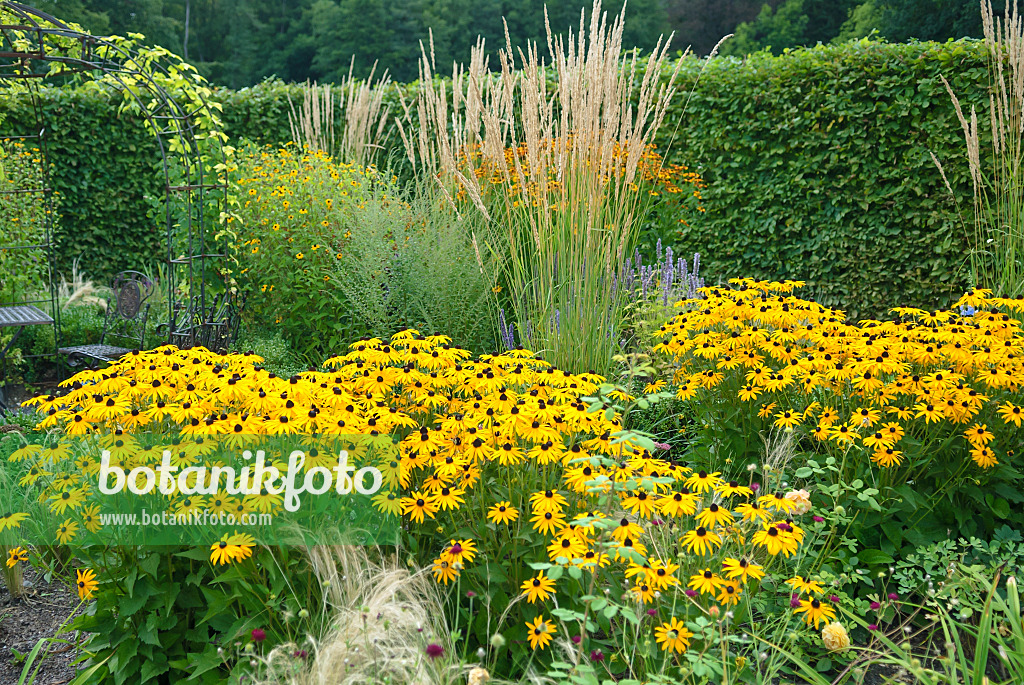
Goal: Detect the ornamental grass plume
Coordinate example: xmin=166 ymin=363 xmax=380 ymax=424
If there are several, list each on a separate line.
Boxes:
xmin=400 ymin=0 xmax=685 ymax=373
xmin=933 ymin=0 xmax=1024 ymax=297
xmin=288 ymin=61 xmax=392 ymax=167
xmin=255 ymin=544 xmax=453 ymax=685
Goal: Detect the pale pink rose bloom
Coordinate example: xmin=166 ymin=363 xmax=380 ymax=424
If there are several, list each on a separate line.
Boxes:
xmin=785 ymin=488 xmax=812 ymax=515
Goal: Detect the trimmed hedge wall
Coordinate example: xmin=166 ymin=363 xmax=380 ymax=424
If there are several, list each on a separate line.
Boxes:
xmin=666 ymin=39 xmax=989 ymax=319
xmin=0 ymin=86 xmax=164 ymax=277
xmin=0 ymin=39 xmax=992 ymax=317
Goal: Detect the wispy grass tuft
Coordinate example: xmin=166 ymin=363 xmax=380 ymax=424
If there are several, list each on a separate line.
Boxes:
xmin=254 ymin=545 xmax=456 ymax=685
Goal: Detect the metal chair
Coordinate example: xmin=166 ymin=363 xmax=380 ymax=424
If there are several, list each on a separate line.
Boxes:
xmin=161 ymin=291 xmax=241 ymax=353
xmin=58 ymin=271 xmax=154 ymax=364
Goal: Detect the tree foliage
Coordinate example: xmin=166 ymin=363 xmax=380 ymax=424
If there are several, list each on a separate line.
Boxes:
xmin=32 ymin=0 xmax=996 ymax=86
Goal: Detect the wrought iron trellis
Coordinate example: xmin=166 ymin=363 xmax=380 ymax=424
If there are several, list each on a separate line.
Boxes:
xmin=0 ymin=1 xmax=234 ymax=363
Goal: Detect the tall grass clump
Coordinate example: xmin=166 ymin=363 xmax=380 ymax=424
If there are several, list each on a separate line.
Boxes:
xmin=288 ymin=61 xmax=392 ymax=167
xmin=400 ymin=1 xmax=683 ymax=373
xmin=936 ymin=0 xmax=1024 ymax=296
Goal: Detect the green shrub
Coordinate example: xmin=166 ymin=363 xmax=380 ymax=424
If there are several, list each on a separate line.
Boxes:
xmin=233 ymin=145 xmax=498 ymax=357
xmin=232 ymin=326 xmax=309 ymax=378
xmin=0 ymin=140 xmax=52 ymax=304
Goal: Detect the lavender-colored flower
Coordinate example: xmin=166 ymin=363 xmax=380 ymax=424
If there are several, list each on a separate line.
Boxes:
xmin=497 ymin=308 xmax=515 ymax=351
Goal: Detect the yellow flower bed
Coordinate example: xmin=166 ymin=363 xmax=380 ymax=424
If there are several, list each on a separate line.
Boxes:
xmin=654 ymin=280 xmax=1024 ymax=471
xmin=12 ymin=328 xmax=838 ymax=670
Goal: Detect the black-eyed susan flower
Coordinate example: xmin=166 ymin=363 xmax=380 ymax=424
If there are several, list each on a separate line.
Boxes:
xmin=681 ymin=526 xmax=722 ymax=556
xmin=751 ymin=523 xmax=789 ymax=556
xmin=0 ymin=512 xmax=28 ymax=532
xmin=716 ymin=481 xmax=753 ymax=498
xmin=530 ymin=510 xmax=566 ymax=536
xmin=56 ymin=519 xmax=78 ymax=545
xmin=432 ymin=558 xmax=460 ymax=585
xmin=971 ymin=446 xmax=999 ymax=468
xmin=658 ymin=489 xmax=699 ymax=517
xmin=528 ymin=490 xmax=567 ymax=514
xmin=6 ymin=547 xmax=28 ymax=568
xmin=794 ymin=597 xmax=837 ymax=628
xmin=48 ymin=488 xmax=85 ymax=515
xmin=998 ymin=401 xmax=1023 ymax=427
xmin=487 ymin=501 xmax=519 ymax=524
xmin=716 ymin=580 xmax=742 ymax=605
xmin=520 ymin=572 xmax=556 ymax=603
xmin=688 ymin=569 xmax=722 ymax=595
xmin=547 ymin=530 xmax=586 ymax=562
xmin=440 ymin=539 xmax=477 ymax=565
xmin=786 ymin=575 xmax=825 ymax=596
xmin=646 ymin=558 xmax=680 ymax=590
xmin=685 ymin=470 xmax=722 ymax=494
xmin=401 ymin=491 xmax=439 ymax=523
xmin=75 ymin=568 xmax=98 ymax=600
xmin=721 ymin=557 xmax=765 ymax=584
xmin=871 ymin=447 xmax=904 ymax=467
xmin=654 ymin=617 xmax=693 ymax=654
xmin=696 ymin=503 xmax=734 ymax=529
xmin=525 ymin=616 xmax=556 ymax=650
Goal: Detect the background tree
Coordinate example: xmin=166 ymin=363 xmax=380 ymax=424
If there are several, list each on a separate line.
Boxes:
xmin=31 ymin=0 xmax=994 ymax=86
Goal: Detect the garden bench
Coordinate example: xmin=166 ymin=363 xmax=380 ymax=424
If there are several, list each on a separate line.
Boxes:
xmin=0 ymin=304 xmax=54 ymax=411
xmin=58 ymin=271 xmax=153 ymax=365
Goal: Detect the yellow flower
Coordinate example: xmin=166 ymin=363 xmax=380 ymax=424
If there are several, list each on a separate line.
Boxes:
xmin=0 ymin=512 xmax=28 ymax=532
xmin=681 ymin=527 xmax=722 ymax=556
xmin=432 ymin=557 xmax=460 ymax=585
xmin=295 ymin=252 xmax=304 ymax=260
xmin=721 ymin=557 xmax=765 ymax=584
xmin=56 ymin=519 xmax=79 ymax=545
xmin=786 ymin=575 xmax=824 ymax=596
xmin=6 ymin=547 xmax=28 ymax=568
xmin=76 ymin=568 xmax=98 ymax=600
xmin=525 ymin=615 xmax=556 ymax=650
xmin=687 ymin=568 xmax=723 ymax=595
xmin=520 ymin=572 xmax=556 ymax=603
xmin=998 ymin=402 xmax=1023 ymax=427
xmin=401 ymin=491 xmax=439 ymax=523
xmin=654 ymin=617 xmax=693 ymax=654
xmin=794 ymin=597 xmax=837 ymax=628
xmin=209 ymin=532 xmax=255 ymax=565
xmin=716 ymin=580 xmax=742 ymax=605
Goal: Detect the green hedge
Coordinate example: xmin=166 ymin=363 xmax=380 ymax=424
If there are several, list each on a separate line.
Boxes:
xmin=0 ymin=39 xmax=992 ymax=317
xmin=665 ymin=39 xmax=989 ymax=318
xmin=0 ymin=85 xmax=164 ymax=278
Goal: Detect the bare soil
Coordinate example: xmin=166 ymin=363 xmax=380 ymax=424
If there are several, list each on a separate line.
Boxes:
xmin=0 ymin=565 xmax=82 ymax=685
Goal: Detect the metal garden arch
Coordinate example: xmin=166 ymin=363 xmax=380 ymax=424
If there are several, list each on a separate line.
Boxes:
xmin=0 ymin=1 xmax=234 ymax=376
